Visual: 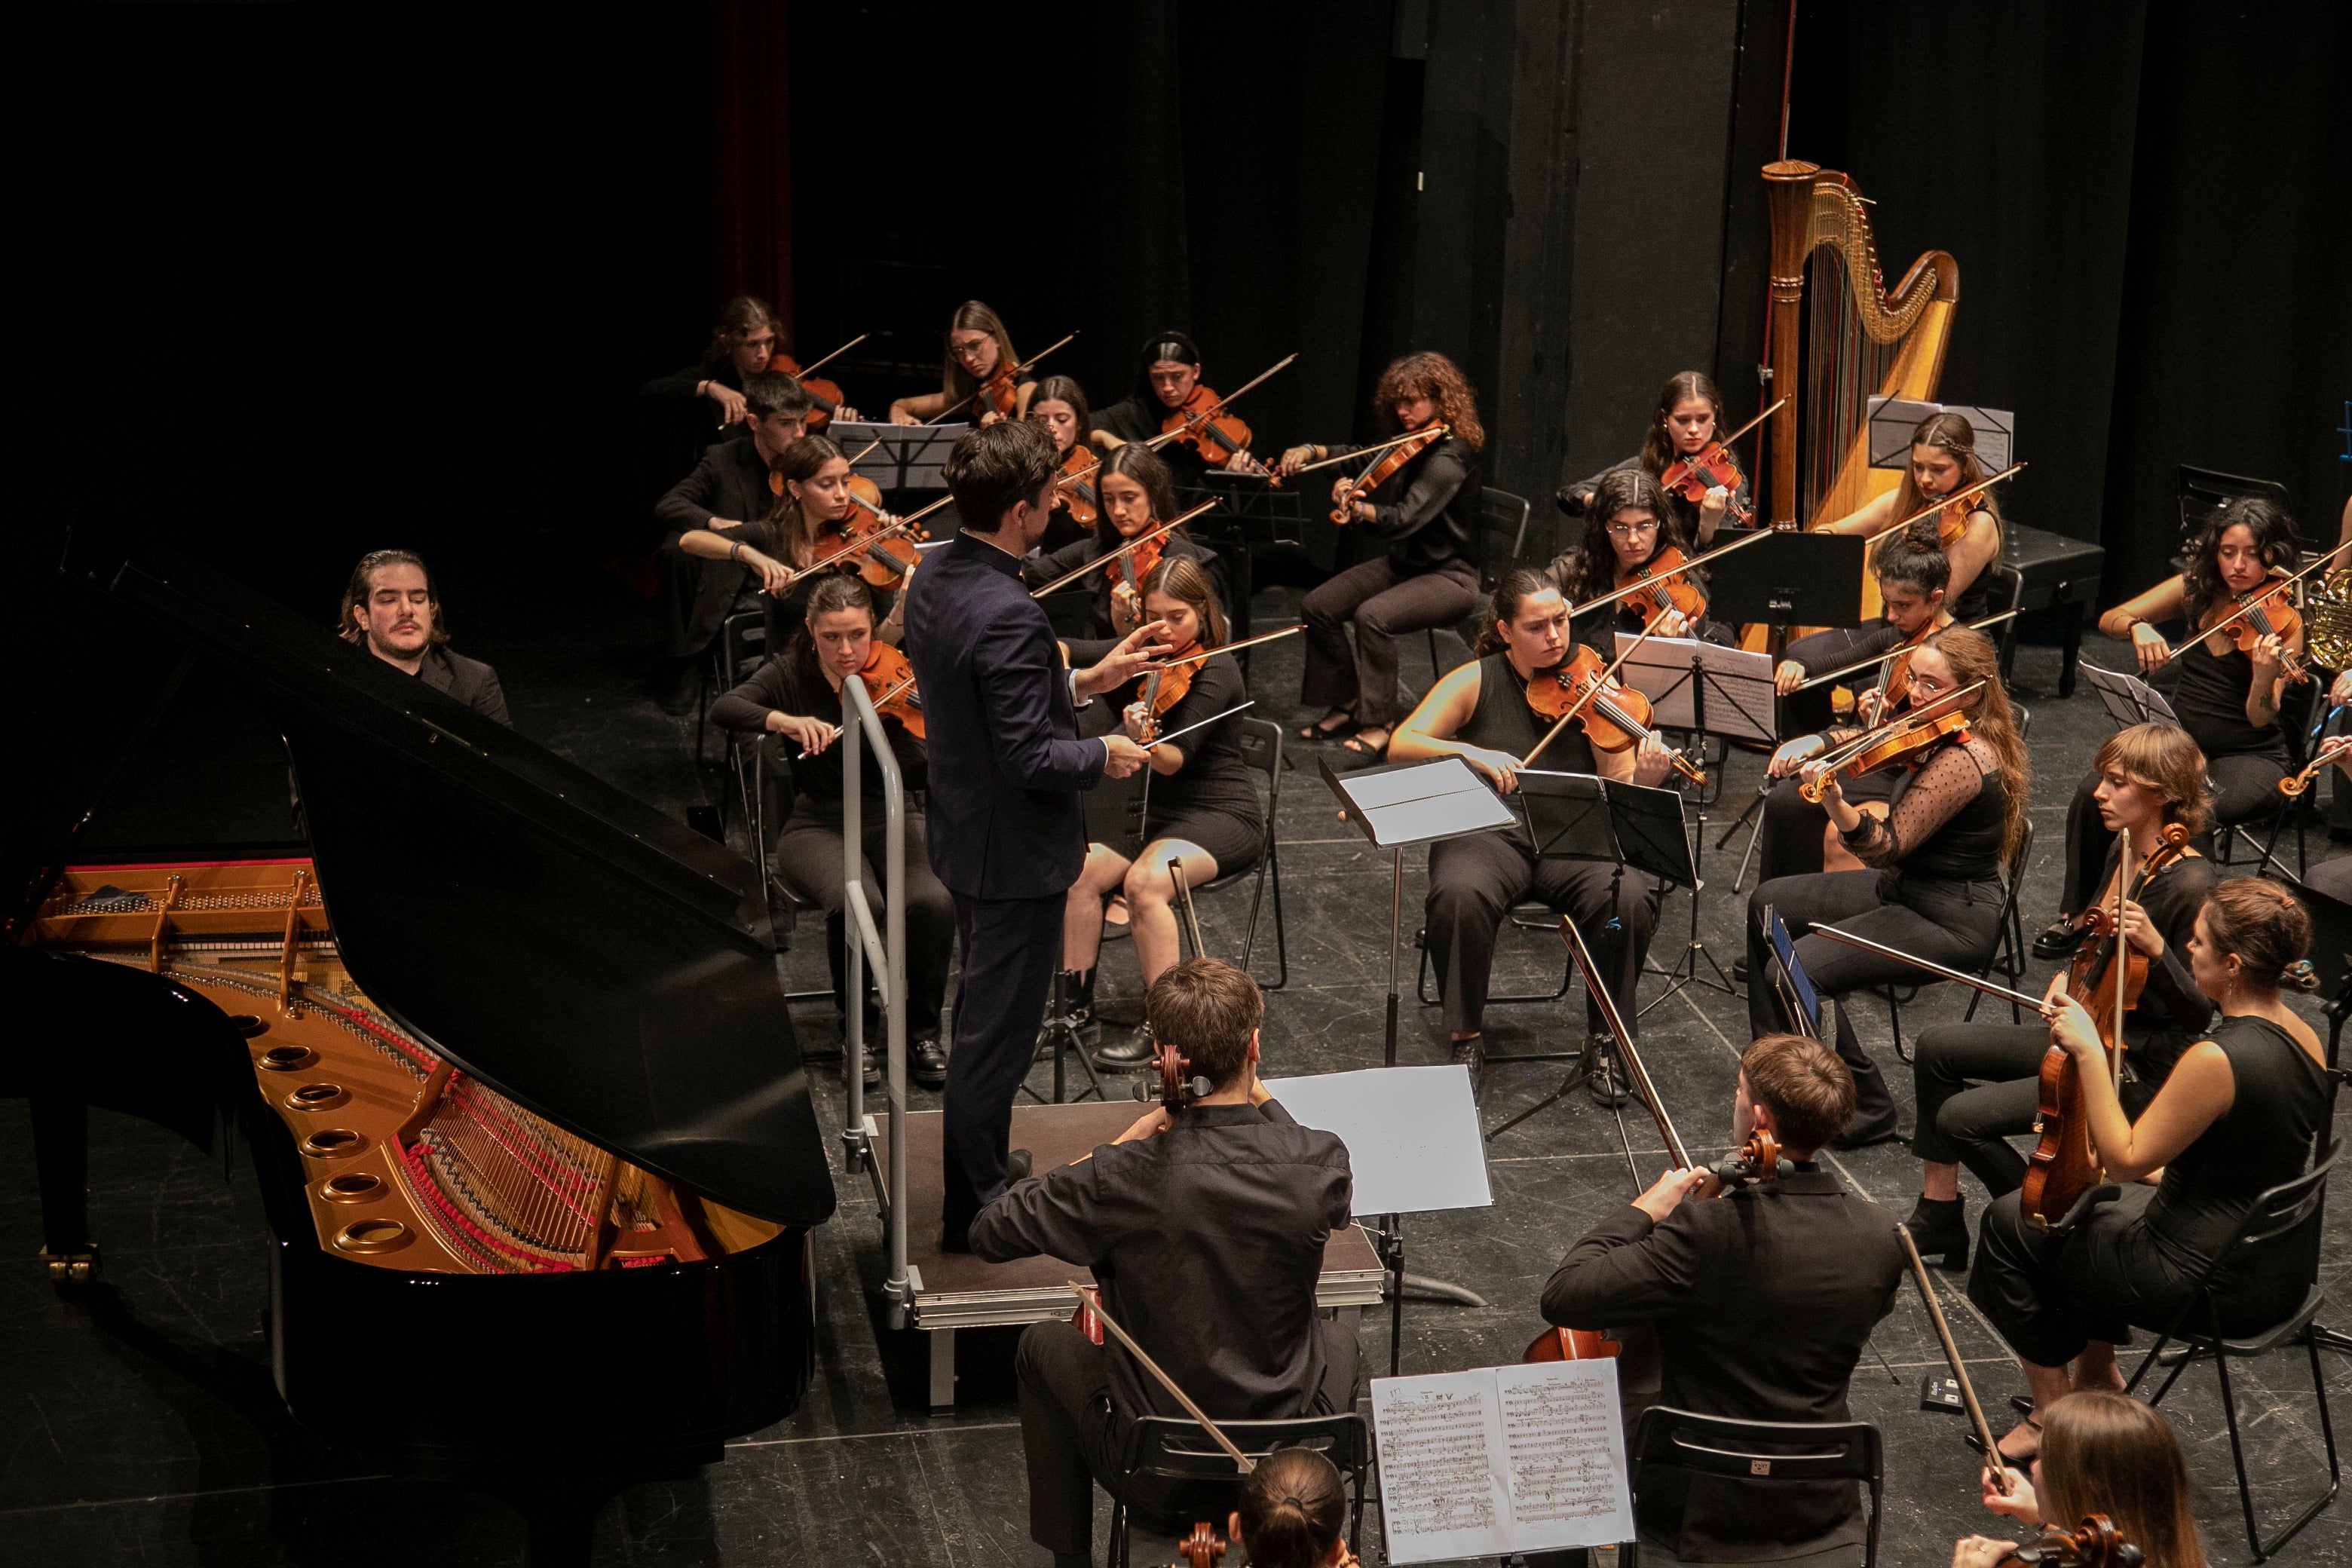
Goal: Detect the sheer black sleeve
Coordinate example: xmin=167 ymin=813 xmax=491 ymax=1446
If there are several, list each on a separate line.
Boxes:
xmin=1839 ymin=737 xmax=1991 ymax=868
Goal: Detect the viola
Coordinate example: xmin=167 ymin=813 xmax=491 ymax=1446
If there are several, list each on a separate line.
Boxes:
xmin=1527 ymin=646 xmax=1708 ymax=786
xmin=2280 ymin=732 xmax=2352 ymax=798
xmin=2208 ymin=574 xmax=2311 ymax=683
xmin=1331 ymin=424 xmax=1447 ymax=525
xmin=1056 ymin=446 xmax=1101 ymax=530
xmin=1796 ymin=704 xmax=1975 ymax=804
xmin=858 ymin=642 xmax=924 ymax=740
xmin=1159 ymin=383 xmax=1266 ymax=475
xmin=1615 ymin=544 xmax=1710 ymax=631
xmin=1109 ymin=527 xmax=1171 ymax=629
xmin=1998 ymin=1516 xmax=2142 ymax=1568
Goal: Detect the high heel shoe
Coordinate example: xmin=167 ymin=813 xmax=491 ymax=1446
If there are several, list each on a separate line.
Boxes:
xmin=1905 ymin=1194 xmax=1971 ymax=1272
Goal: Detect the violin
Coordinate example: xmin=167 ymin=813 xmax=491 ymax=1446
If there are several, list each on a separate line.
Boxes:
xmin=1526 ymin=646 xmax=1708 ymax=786
xmin=1653 ymin=398 xmax=1780 ymax=526
xmin=823 ymin=478 xmax=923 ymax=590
xmin=1109 ymin=528 xmax=1171 ymax=629
xmin=2207 ymin=574 xmax=2311 ymax=683
xmin=1796 ymin=700 xmax=1977 ymax=804
xmin=1615 ymin=545 xmax=1710 ymax=631
xmin=1998 ymin=1517 xmax=2142 ymax=1568
xmin=1056 ymin=446 xmax=1101 ymax=530
xmin=1159 ymin=383 xmax=1260 ymax=471
xmin=1331 ymin=424 xmax=1447 ymax=525
xmin=858 ymin=642 xmax=924 ymax=740
xmin=2280 ymin=732 xmax=2352 ymax=797
xmin=1125 ymin=643 xmax=1202 ymax=746
xmin=764 ymin=332 xmax=865 ymax=431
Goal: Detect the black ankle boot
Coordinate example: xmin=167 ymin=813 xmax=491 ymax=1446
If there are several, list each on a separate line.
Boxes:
xmin=1906 ymin=1195 xmax=1971 ymax=1271
xmin=1063 ymin=966 xmax=1097 ymax=1027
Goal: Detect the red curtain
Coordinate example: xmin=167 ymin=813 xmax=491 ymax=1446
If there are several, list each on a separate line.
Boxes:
xmin=709 ymin=0 xmax=791 ymax=341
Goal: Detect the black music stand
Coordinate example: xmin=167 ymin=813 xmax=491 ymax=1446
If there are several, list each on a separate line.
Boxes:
xmin=1762 ymin=905 xmax=1824 ymax=1040
xmin=831 ymin=421 xmax=963 ymax=504
xmin=1703 ymin=529 xmax=1868 ymax=631
xmin=1481 ymin=772 xmax=1696 ymax=1144
xmin=1324 ymin=755 xmax=1517 ymax=1323
xmin=2080 ymin=663 xmax=2179 ymax=730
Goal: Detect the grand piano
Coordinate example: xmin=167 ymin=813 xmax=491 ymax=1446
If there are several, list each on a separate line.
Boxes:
xmin=6 ymin=537 xmax=837 ymax=1563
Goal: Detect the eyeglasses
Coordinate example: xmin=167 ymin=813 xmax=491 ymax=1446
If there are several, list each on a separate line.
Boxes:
xmin=1605 ymin=521 xmax=1659 ymax=537
xmin=948 ymin=336 xmax=995 ymax=361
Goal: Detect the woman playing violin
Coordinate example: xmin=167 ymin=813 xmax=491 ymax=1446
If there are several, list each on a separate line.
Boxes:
xmin=2032 ymin=498 xmax=2302 ymax=960
xmin=1556 ymin=370 xmax=1751 ymax=547
xmin=1027 ymin=373 xmax=1100 ymax=553
xmin=1544 ymin=467 xmax=1733 ymax=650
xmin=1389 ymin=569 xmax=1671 ymax=1097
xmin=1971 ymin=878 xmax=2329 ymax=1466
xmin=1816 ymin=412 xmax=2005 ymax=620
xmin=1903 ymin=725 xmax=2216 ymax=1272
xmin=1055 ymin=557 xmax=1263 ymax=1066
xmin=1745 ymin=626 xmax=2029 ymax=1149
xmin=1958 ymin=1392 xmax=2206 ymax=1568
xmin=1021 ymin=443 xmax=1217 ymax=641
xmin=706 ymin=574 xmax=954 ymax=1090
xmin=640 ymin=294 xmax=788 ymax=458
xmin=1092 ymin=330 xmax=1266 ymax=485
xmin=1278 ymin=352 xmax=1487 ymax=762
xmin=887 ymin=299 xmax=1034 ymax=426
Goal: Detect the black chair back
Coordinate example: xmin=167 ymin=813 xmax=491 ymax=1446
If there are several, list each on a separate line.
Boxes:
xmin=1629 ymin=1407 xmax=1882 ymax=1567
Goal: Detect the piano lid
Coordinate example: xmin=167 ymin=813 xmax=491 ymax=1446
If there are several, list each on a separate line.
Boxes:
xmin=63 ymin=533 xmax=836 ymax=1230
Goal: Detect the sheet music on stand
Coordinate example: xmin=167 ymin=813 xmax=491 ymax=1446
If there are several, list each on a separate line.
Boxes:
xmin=1264 ymin=1065 xmax=1492 ymax=1218
xmin=1612 ymin=633 xmax=1778 ymax=745
xmin=828 ymin=420 xmax=966 ymax=493
xmin=1514 ymin=771 xmax=1695 ymax=889
xmin=1326 ymin=755 xmax=1519 ymax=847
xmin=2081 ymin=663 xmax=2180 ymax=729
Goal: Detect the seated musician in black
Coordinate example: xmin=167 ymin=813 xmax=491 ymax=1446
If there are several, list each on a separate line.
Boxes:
xmin=1903 ymin=724 xmax=2216 ymax=1270
xmin=1812 ymin=410 xmax=2005 ymax=622
xmin=1543 ymin=467 xmax=1735 ymax=652
xmin=1746 ymin=626 xmax=2029 ymax=1147
xmin=970 ymin=959 xmax=1358 ymax=1568
xmin=1021 ymin=442 xmax=1215 ymax=642
xmin=651 ymin=371 xmax=813 ymax=712
xmin=639 ymin=295 xmax=859 ymax=457
xmin=1554 ymin=369 xmax=1752 ymax=547
xmin=1750 ymin=537 xmax=1956 ymax=893
xmin=1057 ymin=556 xmax=1262 ymax=1066
xmin=708 ymin=575 xmax=952 ymax=1089
xmin=337 ymin=549 xmax=510 ymax=725
xmin=1972 ymin=877 xmax=2331 ymax=1463
xmin=2033 ymin=496 xmax=2303 ymax=957
xmin=1091 ymin=330 xmax=1266 ymax=487
xmin=1540 ymin=1033 xmax=1903 ymax=1566
xmin=1388 ymin=568 xmax=1673 ymax=1101
xmin=1028 ymin=373 xmax=1101 ymax=553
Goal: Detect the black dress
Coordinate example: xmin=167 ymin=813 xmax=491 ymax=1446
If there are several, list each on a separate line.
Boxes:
xmin=1020 ymin=528 xmax=1217 ymax=641
xmin=1123 ymin=651 xmax=1263 ymax=872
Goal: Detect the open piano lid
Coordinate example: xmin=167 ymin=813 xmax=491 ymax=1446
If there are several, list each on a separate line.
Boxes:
xmin=69 ymin=536 xmax=837 ymax=1230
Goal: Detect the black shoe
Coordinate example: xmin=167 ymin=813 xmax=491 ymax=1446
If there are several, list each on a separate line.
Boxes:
xmin=1730 ymin=954 xmax=1750 ymax=986
xmin=1005 ymin=1148 xmax=1033 ymax=1185
xmin=1095 ymin=1024 xmax=1156 ymax=1068
xmin=1447 ymin=1036 xmax=1484 ymax=1098
xmin=1585 ymin=1037 xmax=1629 ymax=1108
xmin=1905 ymin=1194 xmax=1971 ymax=1271
xmin=2031 ymin=917 xmax=2085 ymax=962
xmin=911 ymin=1034 xmax=948 ymax=1089
xmin=657 ymin=660 xmax=700 ymax=716
xmin=861 ymin=1043 xmax=880 ymax=1089
xmin=1830 ymin=1116 xmax=1904 ymax=1150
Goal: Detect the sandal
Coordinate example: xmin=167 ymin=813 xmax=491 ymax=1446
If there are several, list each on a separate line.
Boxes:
xmin=1974 ymin=1413 xmax=2041 ymax=1465
xmin=1298 ymin=712 xmax=1361 ymax=743
xmin=1333 ymin=729 xmax=1390 ymax=770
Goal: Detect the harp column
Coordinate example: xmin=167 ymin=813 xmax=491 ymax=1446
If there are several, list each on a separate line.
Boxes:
xmin=1762 ymin=160 xmax=1821 ymax=532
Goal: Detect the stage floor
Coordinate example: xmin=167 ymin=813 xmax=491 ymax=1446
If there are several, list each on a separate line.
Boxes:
xmin=6 ymin=579 xmax=2349 ymax=1566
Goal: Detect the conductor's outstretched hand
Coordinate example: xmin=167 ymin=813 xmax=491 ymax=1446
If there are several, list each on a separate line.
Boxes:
xmin=1076 ymin=619 xmax=1178 ymax=700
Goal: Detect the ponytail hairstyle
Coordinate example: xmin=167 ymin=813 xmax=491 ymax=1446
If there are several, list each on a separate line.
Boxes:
xmin=1882 ymin=412 xmax=2001 ymax=559
xmin=764 ymin=433 xmax=847 ymax=565
xmin=1559 ymin=467 xmax=1686 ymax=602
xmin=1236 ymin=1447 xmax=1346 ymax=1568
xmin=2038 ymin=1393 xmax=2208 ymax=1568
xmin=942 ymin=299 xmax=1017 ymax=403
xmin=1638 ymin=370 xmax=1726 ymax=478
xmin=2201 ymin=877 xmax=2321 ymax=994
xmin=2182 ymin=495 xmax=2301 ymax=627
xmin=1474 ymin=566 xmax=1562 ymax=657
xmin=1141 ymin=553 xmax=1228 ymax=646
xmin=788 ymin=574 xmax=876 ymax=687
xmin=1920 ymin=626 xmax=2030 ymax=865
xmin=1098 ymin=441 xmax=1184 ymax=541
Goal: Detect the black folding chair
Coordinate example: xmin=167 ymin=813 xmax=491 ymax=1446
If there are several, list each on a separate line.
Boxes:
xmin=1624 ymin=1406 xmax=1883 ymax=1568
xmin=1190 ymin=717 xmax=1291 ymax=988
xmin=1112 ymin=1412 xmax=1370 ymax=1568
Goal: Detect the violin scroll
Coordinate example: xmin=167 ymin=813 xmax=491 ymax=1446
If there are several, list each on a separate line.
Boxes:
xmin=2004 ymin=1514 xmax=2140 ymax=1568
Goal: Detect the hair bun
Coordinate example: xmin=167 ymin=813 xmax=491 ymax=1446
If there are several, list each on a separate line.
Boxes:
xmin=2285 ymin=957 xmax=2323 ymax=994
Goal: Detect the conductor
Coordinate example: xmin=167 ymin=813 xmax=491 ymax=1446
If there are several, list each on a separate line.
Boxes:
xmin=908 ymin=419 xmax=1167 ymax=1250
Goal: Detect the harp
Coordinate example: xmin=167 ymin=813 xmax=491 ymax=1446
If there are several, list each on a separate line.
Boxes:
xmin=1761 ymin=160 xmax=1959 ymax=618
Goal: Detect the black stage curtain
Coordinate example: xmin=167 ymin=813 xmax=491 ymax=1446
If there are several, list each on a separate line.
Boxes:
xmin=710 ymin=0 xmax=793 ymax=327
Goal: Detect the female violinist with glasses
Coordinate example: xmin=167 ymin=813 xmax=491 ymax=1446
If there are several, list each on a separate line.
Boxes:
xmin=1543 ymin=467 xmax=1735 ymax=651
xmin=707 ymin=574 xmax=954 ymax=1092
xmin=1814 ymin=411 xmax=2006 ymax=621
xmin=1020 ymin=443 xmax=1217 ymax=642
xmin=887 ymin=299 xmax=1034 ymax=426
xmin=1556 ymin=370 xmax=1751 ymax=547
xmin=1744 ymin=626 xmax=2029 ymax=1150
xmin=2033 ymin=497 xmax=2305 ymax=959
xmin=1052 ymin=556 xmax=1263 ymax=1067
xmin=1276 ymin=351 xmax=1487 ymax=764
xmin=1388 ymin=568 xmax=1673 ymax=1098
xmin=1027 ymin=374 xmax=1100 ymax=553
xmin=1904 ymin=724 xmax=2216 ymax=1272
xmin=1971 ymin=878 xmax=2329 ymax=1465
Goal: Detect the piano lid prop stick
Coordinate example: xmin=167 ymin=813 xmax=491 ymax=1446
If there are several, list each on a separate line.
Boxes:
xmin=1067 ymin=1283 xmax=1255 ymax=1473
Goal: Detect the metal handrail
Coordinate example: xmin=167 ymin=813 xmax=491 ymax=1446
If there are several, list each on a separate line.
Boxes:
xmin=841 ymin=675 xmax=911 ymax=1318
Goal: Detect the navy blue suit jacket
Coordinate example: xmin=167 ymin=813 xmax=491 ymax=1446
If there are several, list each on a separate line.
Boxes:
xmin=905 ymin=531 xmax=1107 ymax=899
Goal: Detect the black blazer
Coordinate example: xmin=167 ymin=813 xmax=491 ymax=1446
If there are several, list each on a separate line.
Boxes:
xmin=655 ymin=438 xmax=773 ymax=653
xmin=1541 ymin=1168 xmax=1903 ymax=1562
xmin=418 ymin=647 xmax=510 ymax=727
xmin=904 ymin=532 xmax=1106 ymax=899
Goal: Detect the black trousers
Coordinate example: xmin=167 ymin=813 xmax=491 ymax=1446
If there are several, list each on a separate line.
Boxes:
xmin=2059 ymin=754 xmax=2284 ymax=911
xmin=1301 ymin=556 xmax=1482 ymax=728
xmin=1425 ymin=831 xmax=1659 ymax=1037
xmin=770 ymin=798 xmax=955 ymax=1040
xmin=1015 ymin=1315 xmax=1361 ymax=1556
xmin=1747 ymin=871 xmax=2003 ymax=1140
xmin=1967 ymin=1186 xmax=2208 ymax=1368
xmin=942 ymin=890 xmax=1064 ymax=1246
xmin=1910 ymin=1023 xmax=2164 ymax=1196
xmin=1751 ymin=770 xmax=1899 ymax=887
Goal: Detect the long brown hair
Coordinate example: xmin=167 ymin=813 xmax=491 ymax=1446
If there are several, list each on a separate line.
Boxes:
xmin=2182 ymin=495 xmax=2300 ymax=626
xmin=764 ymin=433 xmax=846 ymax=567
xmin=1921 ymin=625 xmax=2030 ymax=865
xmin=1141 ymin=553 xmax=1227 ymax=646
xmin=1028 ymin=373 xmax=1092 ymax=447
xmin=1557 ymin=468 xmax=1687 ymax=604
xmin=1883 ymin=412 xmax=2001 ymax=556
xmin=1638 ymin=370 xmax=1726 ymax=477
xmin=2038 ymin=1394 xmax=2207 ymax=1568
xmin=1098 ymin=442 xmax=1184 ymax=541
xmin=1474 ymin=567 xmax=1562 ymax=657
xmin=1374 ymin=351 xmax=1484 ymax=450
xmin=942 ymin=299 xmax=1017 ymax=403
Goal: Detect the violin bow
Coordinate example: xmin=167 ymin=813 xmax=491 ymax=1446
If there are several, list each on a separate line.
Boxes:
xmin=1143 ymin=353 xmax=1300 ymax=455
xmin=780 ymin=492 xmax=956 ymax=586
xmin=923 ymin=331 xmax=1079 ymax=425
xmin=1894 ymin=1223 xmax=2004 ymax=1469
xmin=1144 ymin=700 xmax=1257 ymax=752
xmin=1867 ymin=461 xmax=2028 ymax=540
xmin=1168 ymin=856 xmax=1208 ymax=960
xmin=1564 ymin=524 xmax=1775 ymax=621
xmin=1028 ymin=501 xmax=1218 ymax=598
xmin=1282 ymin=424 xmax=1451 ymax=480
xmin=1152 ymin=624 xmax=1304 ymax=670
xmin=2157 ymin=551 xmax=2333 ymax=668
xmin=1066 ymin=1284 xmax=1256 ymax=1474
xmin=1800 ymin=680 xmax=1988 ymax=779
xmin=2112 ymin=828 xmax=2130 ymax=1095
xmin=1557 ymin=915 xmax=1692 ymax=1171
xmin=1657 ymin=396 xmax=1787 ymax=485
xmin=1792 ymin=609 xmax=2021 ymax=692
xmin=789 ymin=331 xmax=867 ymax=381
xmin=1811 ymin=922 xmax=2048 ymax=1011
xmin=1519 ymin=619 xmax=1668 ymax=769
xmin=1137 ymin=667 xmax=1163 ymax=839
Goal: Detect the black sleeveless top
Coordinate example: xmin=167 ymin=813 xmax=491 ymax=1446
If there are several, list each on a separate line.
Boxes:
xmin=1885 ymin=741 xmax=2007 ymax=884
xmin=2145 ymin=1013 xmax=2331 ymax=1276
xmin=1457 ymin=651 xmax=1599 ymax=776
xmin=2171 ymin=634 xmax=2284 ymax=761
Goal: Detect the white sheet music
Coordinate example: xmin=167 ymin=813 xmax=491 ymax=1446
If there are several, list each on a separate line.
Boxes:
xmin=1265 ymin=1066 xmax=1492 ymax=1217
xmin=1372 ymin=1360 xmax=1634 ymax=1563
